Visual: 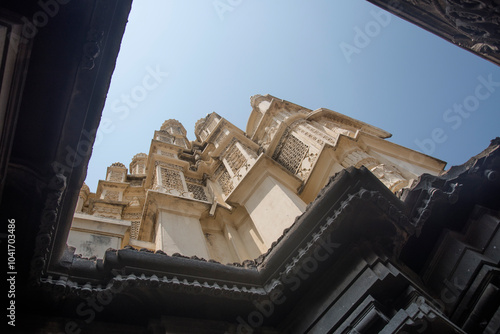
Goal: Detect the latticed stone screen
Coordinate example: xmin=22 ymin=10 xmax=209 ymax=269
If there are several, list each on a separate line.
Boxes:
xmin=274 ymin=134 xmax=308 ymax=174
xmin=226 ymin=145 xmax=246 ymax=174
xmin=187 ymin=183 xmax=208 ymax=202
xmin=160 ymin=168 xmax=184 ymax=191
xmin=216 ymin=165 xmax=234 ymax=195
xmin=130 ymin=221 xmax=140 ymax=239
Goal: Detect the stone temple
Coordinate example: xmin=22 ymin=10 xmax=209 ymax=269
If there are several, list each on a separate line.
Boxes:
xmin=69 ymin=94 xmax=445 ymax=261
xmin=3 ymin=1 xmax=500 ymax=333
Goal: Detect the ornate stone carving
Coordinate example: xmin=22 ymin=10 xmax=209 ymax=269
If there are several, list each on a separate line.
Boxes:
xmin=273 ymin=132 xmax=309 ymax=174
xmin=128 ymin=197 xmax=140 ymax=207
xmin=317 ymin=118 xmax=353 ymax=139
xmin=225 ymin=144 xmax=246 ymax=174
xmin=185 ymin=176 xmax=203 ymax=185
xmin=129 ymin=179 xmax=143 ymax=187
xmin=297 ymin=152 xmax=319 ymax=180
xmin=341 ymin=150 xmax=378 ymax=169
xmin=434 ymin=0 xmax=500 ymax=55
xmin=108 ymin=170 xmax=124 ymax=182
xmin=130 ymin=221 xmax=140 ymax=239
xmin=187 ymin=183 xmax=209 ymax=202
xmin=215 ymin=164 xmax=234 ymax=195
xmin=104 ymin=190 xmax=119 ymax=201
xmin=155 ymin=161 xmax=183 ymax=171
xmin=123 ymin=212 xmax=142 ymax=219
xmin=92 ymin=205 xmax=122 ymax=219
xmin=368 ymin=0 xmax=500 ymax=64
xmin=153 ymin=187 xmax=194 ymax=199
xmin=370 ymin=164 xmax=408 ymax=192
xmin=272 ymin=128 xmax=289 ymax=159
xmin=292 ymin=120 xmax=337 ymax=147
xmin=160 ymin=168 xmax=184 ymax=191
xmin=68 ymin=98 xmax=449 ymax=265
xmin=259 ymin=120 xmax=279 ymax=149
xmin=219 ymin=138 xmax=237 ymax=156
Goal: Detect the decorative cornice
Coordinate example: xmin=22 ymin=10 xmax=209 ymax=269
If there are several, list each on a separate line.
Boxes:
xmin=30 ymin=173 xmax=67 ymax=284
xmin=132 ymin=153 xmax=147 ymax=160
xmin=39 ymin=270 xmax=267 ymax=301
xmin=110 ymin=162 xmax=126 ymax=168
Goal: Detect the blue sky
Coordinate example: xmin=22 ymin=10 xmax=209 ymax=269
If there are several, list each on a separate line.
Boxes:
xmin=84 ymin=0 xmax=500 ymax=192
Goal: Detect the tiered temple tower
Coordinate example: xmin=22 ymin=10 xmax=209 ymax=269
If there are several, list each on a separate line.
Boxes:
xmin=69 ymin=94 xmax=445 ymax=260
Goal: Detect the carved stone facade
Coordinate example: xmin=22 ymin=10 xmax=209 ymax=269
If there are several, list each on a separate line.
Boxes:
xmin=215 ymin=164 xmax=234 ymax=196
xmin=4 ymin=1 xmax=500 ymax=332
xmin=69 ymin=94 xmax=445 ymax=261
xmin=273 ymin=131 xmax=310 ymax=174
xmin=368 ymin=0 xmax=500 ymax=66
